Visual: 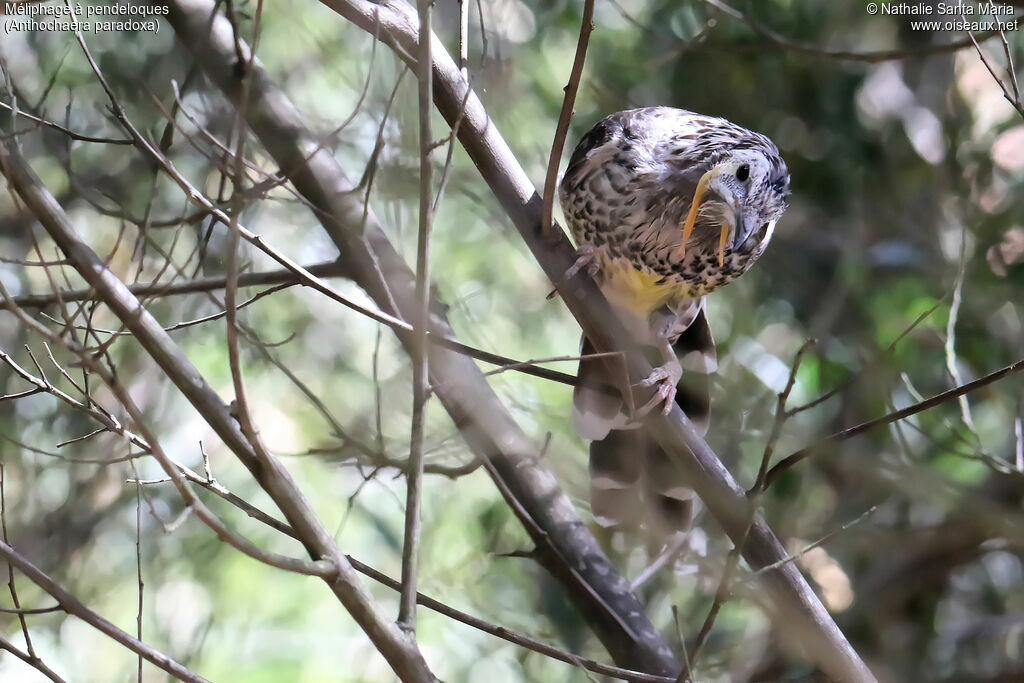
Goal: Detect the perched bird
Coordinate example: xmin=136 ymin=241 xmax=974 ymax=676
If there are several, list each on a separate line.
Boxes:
xmin=558 ymin=107 xmax=790 ymax=534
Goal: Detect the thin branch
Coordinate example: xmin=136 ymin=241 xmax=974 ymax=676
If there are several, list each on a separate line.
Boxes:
xmin=541 ymin=0 xmax=594 ymax=238
xmin=0 ymin=260 xmax=342 ymax=310
xmin=630 ymin=535 xmax=688 ymax=592
xmin=1 ymin=466 xmax=37 ymax=663
xmin=964 ymin=20 xmax=1024 ymax=118
xmin=0 ymin=604 xmax=62 ymax=615
xmin=898 ymin=373 xmax=1010 ymax=474
xmin=217 ymin=0 xmax=277 ymax=610
xmin=0 ymin=346 xmax=150 ymax=453
xmin=458 ymin=0 xmax=469 ymax=78
xmin=1015 ymin=414 xmax=1023 ymax=472
xmin=0 ymin=633 xmax=66 ymax=683
xmin=0 ymin=98 xmax=133 ymax=144
xmin=687 ymin=341 xmax=813 ymax=670
xmin=755 ymin=339 xmax=816 ymax=490
xmin=0 ymin=539 xmax=211 ymax=683
xmin=766 ymin=358 xmax=1024 ymax=487
xmin=944 ymin=225 xmax=978 ymax=434
xmin=746 ymin=505 xmax=880 ymax=579
xmin=135 ymin=479 xmax=144 ymax=683
xmin=790 ymin=295 xmax=947 ymax=415
xmin=999 ymin=25 xmax=1021 ymax=105
xmin=3 ymin=261 xmax=585 ymax=388
xmin=399 ymin=0 xmax=434 ymax=632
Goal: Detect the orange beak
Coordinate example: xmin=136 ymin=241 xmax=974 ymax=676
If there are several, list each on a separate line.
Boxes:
xmin=676 ymin=167 xmax=723 ymax=261
xmin=716 ymin=222 xmax=731 ymax=267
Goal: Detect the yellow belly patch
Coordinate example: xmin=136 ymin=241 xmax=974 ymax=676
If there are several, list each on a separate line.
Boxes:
xmin=600 ymin=258 xmax=683 ymax=316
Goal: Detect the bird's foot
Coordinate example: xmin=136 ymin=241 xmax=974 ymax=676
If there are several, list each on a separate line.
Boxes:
xmin=566 ymin=244 xmax=600 ymax=279
xmin=633 ymin=359 xmax=683 ymax=417
xmin=547 ymin=245 xmax=599 ymax=299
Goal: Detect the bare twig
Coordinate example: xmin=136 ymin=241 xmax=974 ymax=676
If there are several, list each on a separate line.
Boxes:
xmin=220 ymin=0 xmax=264 ymax=508
xmin=3 ymin=260 xmax=587 ymax=389
xmin=964 ymin=21 xmax=1024 ymax=118
xmin=0 ymin=539 xmax=211 ymax=683
xmin=1 ymin=466 xmax=38 ymax=664
xmin=766 ymin=358 xmax=1024 ymax=487
xmin=0 ymin=633 xmax=66 ymax=683
xmin=999 ymin=25 xmax=1021 ymax=105
xmin=945 ymin=226 xmax=978 ymax=435
xmin=541 ymin=0 xmax=594 ymax=238
xmin=630 ymin=534 xmax=688 ymax=592
xmin=0 ymin=604 xmax=62 ymax=615
xmin=458 ymin=0 xmax=469 ymax=78
xmin=746 ymin=505 xmax=880 ymax=579
xmin=135 ymin=479 xmax=144 ymax=683
xmin=1 ymin=259 xmax=339 ymax=305
xmin=0 ymin=347 xmax=150 ymax=453
xmin=0 ymin=98 xmax=133 ymax=145
xmin=790 ymin=295 xmax=947 ymax=415
xmin=1015 ymin=415 xmax=1023 ymax=472
xmin=688 ymin=341 xmax=814 ymax=670
xmin=758 ymin=340 xmax=817 ymax=486
xmin=399 ymin=0 xmax=434 ymax=632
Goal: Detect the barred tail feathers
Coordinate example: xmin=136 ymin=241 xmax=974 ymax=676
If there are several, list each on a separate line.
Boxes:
xmin=575 ymin=307 xmax=716 ymax=532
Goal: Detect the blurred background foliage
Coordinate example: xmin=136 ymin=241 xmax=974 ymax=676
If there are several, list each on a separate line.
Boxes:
xmin=1 ymin=0 xmax=1024 ymax=681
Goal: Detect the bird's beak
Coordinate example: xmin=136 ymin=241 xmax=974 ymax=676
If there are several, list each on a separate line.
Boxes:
xmin=710 ymin=176 xmax=753 ymax=266
xmin=677 ymin=166 xmax=747 ymax=266
xmin=676 ymin=166 xmax=722 ymax=260
xmin=732 ymin=209 xmax=756 ymax=252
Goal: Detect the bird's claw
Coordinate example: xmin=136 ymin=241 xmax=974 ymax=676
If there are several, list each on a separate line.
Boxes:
xmin=548 ymin=245 xmax=599 ymax=299
xmin=565 ymin=244 xmax=599 ymax=280
xmin=633 ymin=361 xmax=683 ymax=418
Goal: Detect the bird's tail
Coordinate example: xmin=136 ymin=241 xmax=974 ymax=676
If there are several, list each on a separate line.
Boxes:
xmin=574 ymin=307 xmax=716 ymax=534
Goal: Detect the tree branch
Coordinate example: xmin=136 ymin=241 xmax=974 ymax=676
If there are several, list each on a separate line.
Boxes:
xmin=152 ymin=0 xmax=678 ymax=675
xmin=766 ymin=357 xmax=1024 ymax=488
xmin=0 ymin=539 xmax=209 ymax=683
xmin=0 ymin=139 xmax=435 ymax=682
xmin=319 ymin=0 xmax=875 ymax=679
xmin=399 ymin=0 xmax=434 ymax=632
xmin=541 ymin=0 xmax=593 ymax=238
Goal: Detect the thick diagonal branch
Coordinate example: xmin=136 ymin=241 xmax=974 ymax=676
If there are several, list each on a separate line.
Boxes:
xmin=0 ymin=143 xmax=434 ymax=682
xmin=319 ymin=1 xmax=875 ymax=681
xmin=149 ymin=0 xmax=678 ymax=676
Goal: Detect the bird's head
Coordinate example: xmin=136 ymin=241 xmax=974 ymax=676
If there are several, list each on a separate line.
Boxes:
xmin=677 ymin=141 xmax=790 ymax=265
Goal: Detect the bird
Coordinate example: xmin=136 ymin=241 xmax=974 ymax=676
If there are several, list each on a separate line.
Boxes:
xmin=558 ymin=106 xmax=790 ymax=534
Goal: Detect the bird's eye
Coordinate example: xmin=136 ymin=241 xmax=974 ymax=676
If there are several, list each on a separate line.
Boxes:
xmin=736 ymin=164 xmax=750 ymax=182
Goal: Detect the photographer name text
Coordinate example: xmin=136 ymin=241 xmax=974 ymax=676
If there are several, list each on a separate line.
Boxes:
xmin=866 ymin=2 xmax=1019 ymax=31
